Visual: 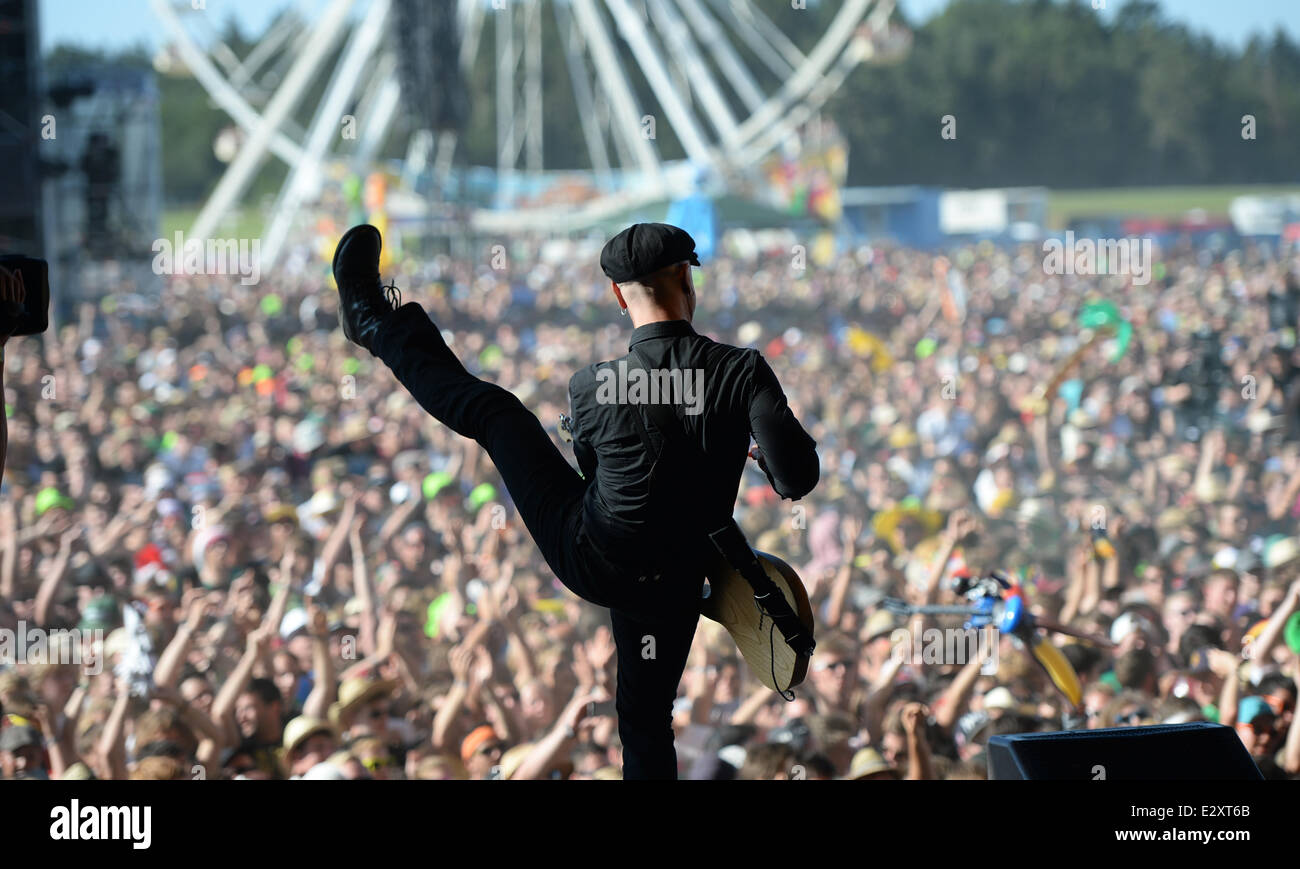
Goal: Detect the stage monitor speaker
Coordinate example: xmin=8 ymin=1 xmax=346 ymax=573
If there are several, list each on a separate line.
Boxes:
xmin=988 ymin=722 xmax=1263 ymax=780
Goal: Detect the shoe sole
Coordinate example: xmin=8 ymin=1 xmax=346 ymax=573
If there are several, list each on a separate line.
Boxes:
xmin=332 ymin=224 xmax=383 ymax=346
xmin=331 ymin=223 xmax=382 ymax=280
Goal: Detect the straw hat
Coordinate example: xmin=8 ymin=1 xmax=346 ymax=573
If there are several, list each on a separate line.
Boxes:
xmin=843 ymin=748 xmax=897 ymax=780
xmin=328 ymin=677 xmax=397 ymax=727
xmin=282 ymin=715 xmax=337 ymax=754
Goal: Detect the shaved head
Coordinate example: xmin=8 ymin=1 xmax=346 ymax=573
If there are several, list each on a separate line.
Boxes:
xmin=616 ymin=261 xmax=690 ymax=300
xmin=610 ymin=259 xmax=697 ymax=326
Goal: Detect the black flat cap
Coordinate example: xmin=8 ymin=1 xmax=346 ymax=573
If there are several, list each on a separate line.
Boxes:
xmin=600 ymin=223 xmax=701 ymax=284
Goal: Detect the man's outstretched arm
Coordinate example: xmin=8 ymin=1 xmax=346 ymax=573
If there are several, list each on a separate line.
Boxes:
xmin=748 ymin=353 xmax=819 ymax=500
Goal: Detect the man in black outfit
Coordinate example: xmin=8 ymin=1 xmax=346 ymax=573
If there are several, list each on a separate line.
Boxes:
xmin=332 ymin=222 xmax=819 ymax=779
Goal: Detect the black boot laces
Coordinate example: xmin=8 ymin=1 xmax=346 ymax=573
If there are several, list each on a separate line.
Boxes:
xmin=382 ymin=278 xmax=402 ymax=309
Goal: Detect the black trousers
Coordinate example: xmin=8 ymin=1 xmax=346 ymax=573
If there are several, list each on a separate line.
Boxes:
xmin=373 ymin=303 xmax=700 ymax=779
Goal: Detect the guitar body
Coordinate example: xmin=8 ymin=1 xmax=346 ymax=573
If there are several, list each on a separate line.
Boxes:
xmin=700 ymin=550 xmax=815 ymax=693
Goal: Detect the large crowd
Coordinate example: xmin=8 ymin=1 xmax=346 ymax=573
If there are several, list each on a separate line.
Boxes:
xmin=1 ymin=223 xmax=1299 ymax=780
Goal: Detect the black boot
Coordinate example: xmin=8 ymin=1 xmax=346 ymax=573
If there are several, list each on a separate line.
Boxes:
xmin=332 ymin=224 xmax=401 ymax=354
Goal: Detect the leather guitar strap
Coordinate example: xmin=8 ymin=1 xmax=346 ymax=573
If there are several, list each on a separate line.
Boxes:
xmin=625 ymin=345 xmax=815 ymax=660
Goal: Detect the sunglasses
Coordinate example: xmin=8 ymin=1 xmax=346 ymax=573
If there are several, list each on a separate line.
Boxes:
xmin=813 ymin=660 xmax=849 ymax=673
xmin=1236 ymin=721 xmax=1273 ymax=733
xmin=1115 ymin=709 xmax=1150 ymax=725
xmin=1262 ymin=694 xmax=1293 ymax=715
xmin=368 ymin=707 xmax=390 ymax=720
xmin=362 ymin=755 xmax=396 ymax=772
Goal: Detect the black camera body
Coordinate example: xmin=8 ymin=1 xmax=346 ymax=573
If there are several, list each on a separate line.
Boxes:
xmin=0 ymin=254 xmax=50 ymax=336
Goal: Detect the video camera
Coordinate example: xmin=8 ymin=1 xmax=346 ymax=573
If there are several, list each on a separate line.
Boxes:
xmin=0 ymin=255 xmax=50 ymax=336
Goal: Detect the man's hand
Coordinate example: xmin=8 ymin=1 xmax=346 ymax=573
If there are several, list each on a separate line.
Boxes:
xmin=571 ymin=641 xmax=596 ymax=688
xmin=901 ymin=702 xmax=930 ymax=739
xmin=476 ymin=580 xmax=498 ymax=624
xmin=59 ymin=524 xmax=83 ymax=553
xmin=943 ymin=508 xmax=977 ymax=547
xmin=181 ymin=589 xmax=212 ymax=633
xmin=840 ymin=514 xmax=864 ymax=557
xmin=246 ymin=624 xmax=273 ymax=657
xmin=374 ymin=609 xmax=398 ymax=656
xmin=448 ymin=642 xmax=474 ymax=686
xmin=583 ymin=625 xmax=616 ymax=673
xmin=497 ymin=583 xmax=522 ymax=622
xmin=559 ymin=686 xmax=606 ymax=736
xmin=469 ymin=645 xmax=494 ymax=690
xmin=306 ymin=599 xmax=329 ymax=639
xmin=1205 ymin=648 xmax=1240 ymax=680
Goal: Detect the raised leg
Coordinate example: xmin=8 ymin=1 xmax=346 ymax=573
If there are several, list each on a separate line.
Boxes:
xmin=372 ymin=302 xmax=589 ymax=593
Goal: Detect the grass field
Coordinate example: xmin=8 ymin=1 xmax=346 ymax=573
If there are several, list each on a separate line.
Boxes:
xmin=160 ymin=207 xmax=265 ymax=242
xmin=1047 ymin=184 xmax=1300 ymax=228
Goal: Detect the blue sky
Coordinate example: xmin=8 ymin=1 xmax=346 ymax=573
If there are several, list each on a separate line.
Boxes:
xmin=39 ymin=0 xmax=1300 ymax=54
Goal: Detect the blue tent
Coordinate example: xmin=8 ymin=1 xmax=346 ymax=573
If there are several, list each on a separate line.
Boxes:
xmin=666 ymin=194 xmax=718 ymax=260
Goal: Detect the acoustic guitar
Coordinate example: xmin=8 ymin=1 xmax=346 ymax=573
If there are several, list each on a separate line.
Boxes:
xmin=700 ymin=550 xmax=815 ymax=693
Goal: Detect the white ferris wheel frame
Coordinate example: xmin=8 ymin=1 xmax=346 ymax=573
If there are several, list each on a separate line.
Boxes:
xmin=150 ymin=0 xmax=899 ymax=266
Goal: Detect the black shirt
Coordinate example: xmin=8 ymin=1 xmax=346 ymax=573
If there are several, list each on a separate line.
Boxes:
xmin=567 ymin=320 xmax=819 ymax=566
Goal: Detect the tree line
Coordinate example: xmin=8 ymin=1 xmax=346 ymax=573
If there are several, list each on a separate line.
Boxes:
xmin=43 ymin=0 xmax=1300 ymax=207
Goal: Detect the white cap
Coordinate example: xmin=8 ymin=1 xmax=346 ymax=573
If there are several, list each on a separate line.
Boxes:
xmin=1110 ymin=611 xmax=1156 ymax=645
xmin=983 ymin=687 xmax=1018 ymax=710
xmin=1212 ymin=547 xmax=1240 ymax=570
xmin=717 ymin=745 xmax=747 ymax=770
xmin=301 ymin=762 xmax=348 ymax=781
xmin=280 ymin=607 xmax=309 ymax=640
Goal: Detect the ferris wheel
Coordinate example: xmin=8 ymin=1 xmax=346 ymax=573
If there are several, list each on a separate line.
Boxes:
xmin=151 ymin=0 xmax=910 ymax=266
